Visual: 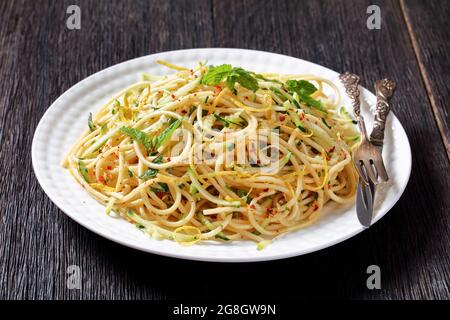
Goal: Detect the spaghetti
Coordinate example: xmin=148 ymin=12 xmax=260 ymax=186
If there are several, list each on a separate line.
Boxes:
xmin=62 ymin=61 xmax=359 ymax=248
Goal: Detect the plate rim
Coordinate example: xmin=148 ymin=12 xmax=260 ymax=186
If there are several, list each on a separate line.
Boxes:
xmin=32 ymin=48 xmax=412 ymax=262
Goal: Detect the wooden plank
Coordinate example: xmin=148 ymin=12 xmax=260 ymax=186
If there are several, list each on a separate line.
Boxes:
xmin=400 ymin=0 xmax=450 ymax=161
xmin=211 ymin=0 xmax=450 ymax=300
xmin=0 ymin=0 xmax=449 ymax=300
xmin=0 ymin=0 xmax=214 ymax=300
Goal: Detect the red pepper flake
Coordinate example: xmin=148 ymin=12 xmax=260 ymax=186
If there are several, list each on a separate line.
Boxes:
xmin=214 ymin=85 xmax=222 ymax=95
xmin=256 ymin=159 xmax=261 ymax=164
xmin=279 ymin=114 xmax=286 ymax=121
xmin=263 ymin=188 xmax=269 ymax=192
xmin=167 ymin=157 xmax=171 ymax=161
xmin=313 ymin=203 xmax=319 ymax=211
xmin=326 ymin=156 xmax=331 ymax=161
xmin=329 ymin=146 xmax=335 ymax=153
xmin=181 ymin=110 xmax=187 ymax=114
xmin=249 ymin=204 xmax=256 ymax=209
xmin=171 ymin=94 xmax=176 ymax=99
xmin=107 ymin=165 xmax=112 ymax=170
xmin=99 ymin=176 xmax=106 ymax=184
xmin=156 ymin=191 xmax=164 ymax=199
xmin=245 ymin=96 xmax=249 ymax=100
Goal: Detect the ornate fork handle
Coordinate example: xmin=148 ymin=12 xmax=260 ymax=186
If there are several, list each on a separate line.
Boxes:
xmin=339 ymin=72 xmax=361 ymax=118
xmin=370 ymin=79 xmax=396 ymax=146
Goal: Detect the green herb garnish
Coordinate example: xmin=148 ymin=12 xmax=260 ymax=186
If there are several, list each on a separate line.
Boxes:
xmin=139 ymin=168 xmax=158 ymax=181
xmin=152 ymin=118 xmax=183 ymax=150
xmin=234 ymin=189 xmax=252 ymax=204
xmin=120 ymin=126 xmax=153 ymax=150
xmin=286 ymin=80 xmax=327 ymax=113
xmin=201 ymin=64 xmax=259 ymax=93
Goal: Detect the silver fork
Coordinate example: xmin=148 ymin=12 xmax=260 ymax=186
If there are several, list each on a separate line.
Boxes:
xmin=339 ymin=72 xmax=388 ymax=186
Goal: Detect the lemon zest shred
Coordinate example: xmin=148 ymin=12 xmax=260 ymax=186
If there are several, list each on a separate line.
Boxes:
xmin=156 ymin=60 xmax=189 ymax=71
xmin=228 ymin=96 xmax=272 ymax=113
xmin=90 ymin=183 xmax=116 ymax=193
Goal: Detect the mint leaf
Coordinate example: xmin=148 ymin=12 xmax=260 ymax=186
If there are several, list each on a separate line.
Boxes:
xmin=226 ymin=76 xmax=237 ymax=94
xmin=300 ymin=94 xmax=327 ymax=113
xmin=285 ymin=80 xmax=327 ymax=113
xmin=232 ymin=68 xmax=259 ymax=92
xmin=152 ymin=118 xmax=183 ymax=150
xmin=139 ymin=153 xmax=165 ymax=180
xmin=120 ymin=126 xmax=153 ymax=149
xmin=201 ymin=64 xmax=233 ymax=85
xmin=201 ymin=64 xmax=259 ymax=93
xmin=286 ymin=80 xmax=318 ymax=95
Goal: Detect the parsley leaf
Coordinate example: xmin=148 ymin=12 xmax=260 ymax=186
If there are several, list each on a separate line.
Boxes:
xmin=201 ymin=64 xmax=259 ymax=93
xmin=120 ymin=126 xmax=153 ymax=150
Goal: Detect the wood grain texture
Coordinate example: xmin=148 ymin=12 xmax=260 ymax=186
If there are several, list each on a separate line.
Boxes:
xmin=0 ymin=0 xmax=449 ymax=300
xmin=400 ymin=0 xmax=450 ymax=160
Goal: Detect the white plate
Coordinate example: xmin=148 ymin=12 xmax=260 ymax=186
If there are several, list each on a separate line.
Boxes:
xmin=32 ymin=48 xmax=411 ymax=262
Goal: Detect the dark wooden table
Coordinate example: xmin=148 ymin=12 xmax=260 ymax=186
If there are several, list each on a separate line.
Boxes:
xmin=1 ymin=0 xmax=449 ymax=300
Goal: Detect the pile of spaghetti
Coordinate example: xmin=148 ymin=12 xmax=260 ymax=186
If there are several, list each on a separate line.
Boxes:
xmin=63 ymin=61 xmax=359 ymax=249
